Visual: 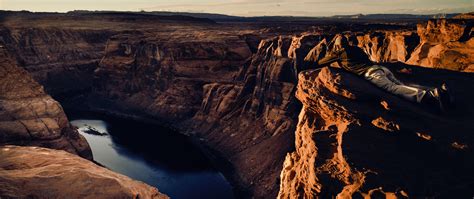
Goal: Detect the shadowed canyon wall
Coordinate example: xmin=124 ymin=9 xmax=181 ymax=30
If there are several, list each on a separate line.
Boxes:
xmin=0 ymin=46 xmax=92 ymax=159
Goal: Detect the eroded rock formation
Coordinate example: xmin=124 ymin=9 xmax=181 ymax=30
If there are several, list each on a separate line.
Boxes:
xmin=406 ymin=19 xmax=474 ymax=72
xmin=355 ymin=31 xmax=419 ymax=63
xmin=0 ymin=145 xmax=168 ymax=199
xmin=0 ymin=48 xmax=92 ymax=159
xmin=354 ymin=19 xmax=473 ymax=72
xmin=278 ymin=66 xmax=474 ymax=198
xmin=94 ymin=31 xmax=253 ymax=120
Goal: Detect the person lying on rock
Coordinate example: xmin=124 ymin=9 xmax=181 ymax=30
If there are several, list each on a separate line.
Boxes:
xmin=315 ymin=34 xmax=452 ymax=112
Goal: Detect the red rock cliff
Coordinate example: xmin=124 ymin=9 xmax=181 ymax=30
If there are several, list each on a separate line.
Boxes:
xmin=278 ymin=66 xmax=474 ymax=198
xmin=355 ymin=19 xmax=473 ymax=72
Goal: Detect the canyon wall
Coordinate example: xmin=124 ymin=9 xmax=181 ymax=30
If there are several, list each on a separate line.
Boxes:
xmin=0 ymin=46 xmax=92 ymax=159
xmin=93 ymin=30 xmax=253 ymax=120
xmin=278 ymin=66 xmax=474 ymax=198
xmin=0 ymin=32 xmax=169 ymax=199
xmin=91 ymin=31 xmax=302 ymax=197
xmin=0 ymin=27 xmax=113 ymax=96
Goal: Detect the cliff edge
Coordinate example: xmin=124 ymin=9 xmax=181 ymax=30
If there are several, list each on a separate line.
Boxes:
xmin=278 ymin=66 xmax=474 ymax=198
xmin=0 ymin=145 xmax=168 ymax=199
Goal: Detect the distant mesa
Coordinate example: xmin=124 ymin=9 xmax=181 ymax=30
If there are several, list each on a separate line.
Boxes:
xmin=453 ymin=12 xmax=474 ymax=19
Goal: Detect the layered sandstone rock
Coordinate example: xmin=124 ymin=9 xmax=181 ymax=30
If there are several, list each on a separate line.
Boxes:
xmin=189 ymin=35 xmax=305 ymax=197
xmin=352 ymin=19 xmax=473 ymax=72
xmin=0 ymin=43 xmax=168 ymax=199
xmin=0 ymin=27 xmax=113 ymax=96
xmin=0 ymin=145 xmax=168 ymax=199
xmin=92 ymin=32 xmax=303 ymax=198
xmin=93 ymin=31 xmax=253 ymax=120
xmin=406 ymin=19 xmax=473 ymax=71
xmin=355 ymin=31 xmax=419 ymax=63
xmin=0 ymin=48 xmax=92 ymax=159
xmin=278 ymin=66 xmax=474 ymax=198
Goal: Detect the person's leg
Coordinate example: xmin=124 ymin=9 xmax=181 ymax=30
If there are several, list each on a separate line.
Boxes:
xmin=381 ymin=67 xmax=403 ymax=85
xmin=365 ymin=68 xmax=427 ymax=103
xmin=381 ymin=66 xmax=440 ymax=94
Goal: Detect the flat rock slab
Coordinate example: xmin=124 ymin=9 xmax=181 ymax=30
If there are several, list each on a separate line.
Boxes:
xmin=0 ymin=145 xmax=168 ymax=199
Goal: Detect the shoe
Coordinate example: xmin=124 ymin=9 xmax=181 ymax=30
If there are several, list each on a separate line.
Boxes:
xmin=432 ymin=84 xmax=453 ymax=113
xmin=420 ymin=89 xmax=439 ymax=111
xmin=431 ymin=88 xmax=445 ymax=112
xmin=440 ymin=83 xmax=454 ymax=107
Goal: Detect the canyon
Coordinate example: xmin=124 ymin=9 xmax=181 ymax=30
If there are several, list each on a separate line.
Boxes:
xmin=0 ymin=11 xmax=473 ymax=198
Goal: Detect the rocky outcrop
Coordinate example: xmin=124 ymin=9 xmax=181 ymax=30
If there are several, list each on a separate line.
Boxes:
xmin=355 ymin=31 xmax=419 ymax=63
xmin=278 ymin=66 xmax=474 ymax=198
xmin=0 ymin=145 xmax=168 ymax=199
xmin=406 ymin=19 xmax=473 ymax=71
xmin=0 ymin=48 xmax=92 ymax=159
xmin=354 ymin=19 xmax=473 ymax=72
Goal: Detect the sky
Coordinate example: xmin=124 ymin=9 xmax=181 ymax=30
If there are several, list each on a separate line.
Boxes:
xmin=0 ymin=0 xmax=472 ymax=17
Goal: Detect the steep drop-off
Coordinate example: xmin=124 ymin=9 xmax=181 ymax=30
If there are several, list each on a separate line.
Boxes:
xmin=278 ymin=66 xmax=474 ymax=198
xmin=0 ymin=47 xmax=92 ymax=159
xmin=0 ymin=40 xmax=169 ymax=199
xmin=0 ymin=27 xmax=113 ymax=96
xmin=93 ymin=30 xmax=253 ymax=120
xmin=91 ymin=32 xmax=303 ymax=198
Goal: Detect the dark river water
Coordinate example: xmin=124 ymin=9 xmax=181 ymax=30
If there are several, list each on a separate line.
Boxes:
xmin=68 ymin=112 xmax=234 ymax=199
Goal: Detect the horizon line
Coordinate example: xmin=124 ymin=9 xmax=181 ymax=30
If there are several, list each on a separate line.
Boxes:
xmin=0 ymin=9 xmax=468 ymax=18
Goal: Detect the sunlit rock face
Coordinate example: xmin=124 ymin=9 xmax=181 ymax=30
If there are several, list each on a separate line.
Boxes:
xmin=278 ymin=66 xmax=474 ymax=198
xmin=0 ymin=48 xmax=92 ymax=159
xmin=354 ymin=18 xmax=473 ymax=72
xmin=406 ymin=19 xmax=474 ymax=72
xmin=355 ymin=31 xmax=419 ymax=63
xmin=0 ymin=145 xmax=168 ymax=199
